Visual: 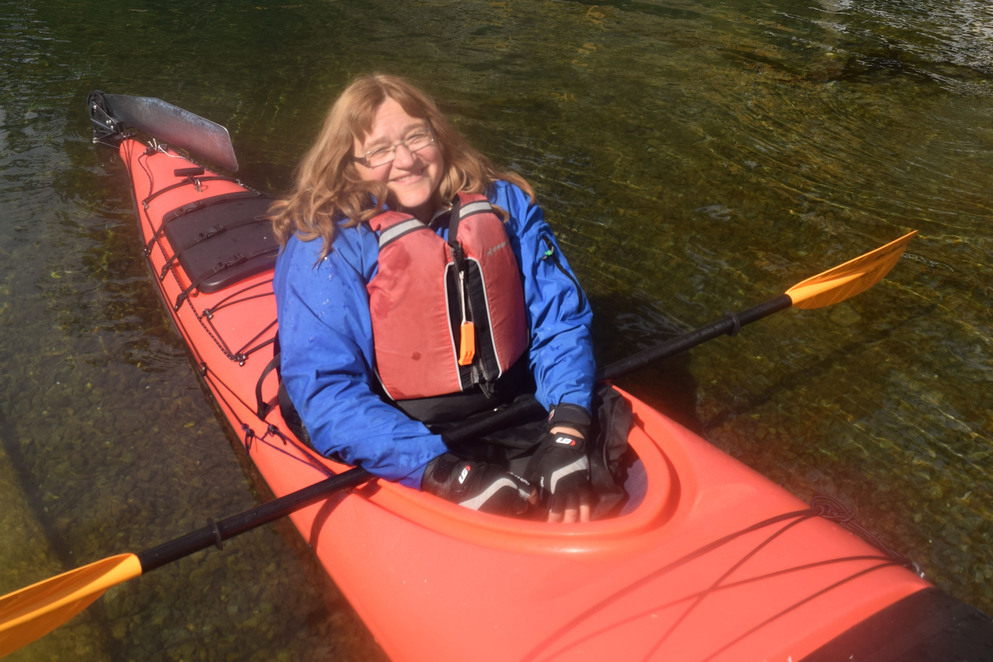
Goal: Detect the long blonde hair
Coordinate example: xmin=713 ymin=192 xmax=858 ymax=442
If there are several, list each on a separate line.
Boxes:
xmin=270 ymin=74 xmax=534 ymax=256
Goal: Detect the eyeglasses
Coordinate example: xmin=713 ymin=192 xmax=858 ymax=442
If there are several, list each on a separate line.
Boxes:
xmin=356 ymin=128 xmax=436 ymax=168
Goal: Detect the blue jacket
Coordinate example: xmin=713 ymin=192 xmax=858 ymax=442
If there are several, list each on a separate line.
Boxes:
xmin=273 ymin=180 xmax=595 ymax=487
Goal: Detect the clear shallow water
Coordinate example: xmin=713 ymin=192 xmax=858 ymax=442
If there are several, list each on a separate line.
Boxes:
xmin=1 ymin=0 xmax=991 ymax=659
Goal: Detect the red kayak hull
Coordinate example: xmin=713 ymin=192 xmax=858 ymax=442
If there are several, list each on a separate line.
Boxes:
xmin=119 ymin=136 xmax=941 ymax=661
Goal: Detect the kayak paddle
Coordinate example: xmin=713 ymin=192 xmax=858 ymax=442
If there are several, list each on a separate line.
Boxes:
xmin=0 ymin=230 xmax=915 ymax=655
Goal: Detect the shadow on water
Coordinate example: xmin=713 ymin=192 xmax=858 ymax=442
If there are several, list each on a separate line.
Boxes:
xmin=588 ymin=292 xmax=704 ymax=434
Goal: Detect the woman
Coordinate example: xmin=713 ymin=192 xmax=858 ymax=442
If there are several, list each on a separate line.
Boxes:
xmin=271 ymin=74 xmax=607 ymax=522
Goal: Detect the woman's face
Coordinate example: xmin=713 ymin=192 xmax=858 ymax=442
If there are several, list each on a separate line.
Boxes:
xmin=354 ymin=97 xmax=444 ymax=222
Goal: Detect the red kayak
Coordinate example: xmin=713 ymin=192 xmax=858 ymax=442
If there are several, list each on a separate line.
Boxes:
xmin=81 ymin=92 xmax=993 ymax=661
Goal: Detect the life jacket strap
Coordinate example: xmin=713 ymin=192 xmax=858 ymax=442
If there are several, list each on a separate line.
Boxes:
xmin=377 ymin=216 xmax=427 ymax=249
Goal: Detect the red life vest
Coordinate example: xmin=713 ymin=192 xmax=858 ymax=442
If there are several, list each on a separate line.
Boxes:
xmin=367 ymin=194 xmax=529 ymax=402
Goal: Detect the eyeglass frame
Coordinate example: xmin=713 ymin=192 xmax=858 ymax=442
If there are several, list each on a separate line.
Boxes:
xmin=354 ymin=127 xmax=436 ymax=168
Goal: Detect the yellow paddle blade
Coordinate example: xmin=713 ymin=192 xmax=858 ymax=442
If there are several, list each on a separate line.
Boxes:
xmin=0 ymin=553 xmax=142 ymax=657
xmin=785 ymin=230 xmax=917 ymax=309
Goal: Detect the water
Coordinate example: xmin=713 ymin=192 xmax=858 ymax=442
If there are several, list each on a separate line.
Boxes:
xmin=2 ymin=0 xmax=991 ymax=659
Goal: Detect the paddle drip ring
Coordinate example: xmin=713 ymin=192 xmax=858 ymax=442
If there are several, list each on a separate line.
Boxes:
xmin=206 ymin=517 xmax=224 ymax=550
xmin=722 ymin=311 xmax=742 ymax=336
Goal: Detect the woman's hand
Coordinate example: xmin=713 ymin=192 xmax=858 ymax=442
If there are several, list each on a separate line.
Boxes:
xmin=422 ymin=453 xmax=535 ymax=515
xmin=526 ymin=425 xmax=592 ymax=523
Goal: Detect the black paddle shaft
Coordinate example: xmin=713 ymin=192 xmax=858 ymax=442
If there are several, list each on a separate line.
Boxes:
xmin=136 ymin=467 xmax=371 ymax=573
xmin=444 ymin=294 xmax=793 ymax=445
xmin=597 ymin=294 xmax=793 ymax=381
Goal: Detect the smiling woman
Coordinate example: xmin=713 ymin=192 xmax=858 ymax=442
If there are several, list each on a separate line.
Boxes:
xmin=269 ymin=73 xmax=612 ymax=524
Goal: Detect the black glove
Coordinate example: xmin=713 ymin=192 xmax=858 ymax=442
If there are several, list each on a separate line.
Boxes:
xmin=524 ymin=404 xmax=592 ymax=515
xmin=421 ymin=453 xmax=533 ymax=515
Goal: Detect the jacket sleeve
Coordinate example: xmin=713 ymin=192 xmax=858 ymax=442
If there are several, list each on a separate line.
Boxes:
xmin=272 ymin=226 xmax=447 ymax=487
xmin=490 ymin=181 xmax=596 ymax=415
